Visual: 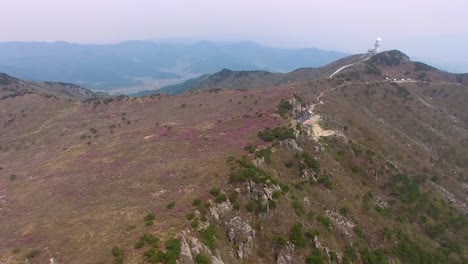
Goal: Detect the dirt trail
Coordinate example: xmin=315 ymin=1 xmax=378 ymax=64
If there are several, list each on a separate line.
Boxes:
xmin=301 ymin=84 xmax=346 ymax=140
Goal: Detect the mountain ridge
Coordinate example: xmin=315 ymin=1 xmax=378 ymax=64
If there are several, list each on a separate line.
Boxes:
xmin=0 ymin=52 xmax=467 ymax=264
xmin=138 ymin=50 xmax=467 ymax=95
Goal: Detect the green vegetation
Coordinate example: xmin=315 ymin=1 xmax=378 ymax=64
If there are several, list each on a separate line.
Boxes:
xmin=305 ymin=229 xmax=319 ymax=239
xmin=389 ymin=174 xmax=421 ymax=204
xmin=166 ymin=202 xmax=176 ymax=209
xmin=229 ymin=157 xmax=274 ymax=184
xmin=192 ymin=198 xmax=202 ymax=206
xmin=111 ymin=246 xmax=125 ymax=264
xmin=143 ymin=238 xmax=181 ymax=264
xmin=145 ymin=212 xmax=155 ymax=226
xmin=228 ymin=191 xmax=238 ymax=203
xmin=340 ymin=206 xmax=349 ymax=217
xmin=317 ymin=176 xmax=333 ymax=190
xmin=186 ymin=212 xmax=196 ymax=221
xmin=414 ymin=61 xmax=436 ymax=72
xmin=209 ymin=188 xmax=227 ymax=203
xmin=318 ymin=215 xmax=333 ymax=231
xmin=145 ymin=213 xmax=155 ymax=221
xmin=354 ymin=226 xmax=365 ymax=238
xmin=365 ymin=63 xmax=383 ymax=75
xmin=301 ymin=152 xmax=320 ymax=172
xmin=360 ymin=248 xmax=389 ymax=264
xmin=393 ymin=237 xmax=444 ymax=264
xmin=277 ymin=99 xmax=293 ymax=118
xmin=191 ymin=218 xmax=199 ymax=229
xmin=343 ymin=247 xmax=358 ymax=264
xmin=245 ymin=200 xmax=258 ymax=212
xmin=290 ymin=223 xmax=307 ymax=247
xmin=375 ymin=205 xmax=391 ymax=218
xmin=370 ymin=50 xmax=408 ymax=66
xmin=258 ymin=126 xmax=295 ymax=142
xmin=25 ymin=249 xmax=40 ymax=259
xmin=244 ymin=144 xmax=256 ymax=153
xmin=135 ymin=234 xmax=159 ymax=249
xmin=255 ymin=147 xmax=272 ymax=163
xmin=9 ymin=174 xmax=17 ymax=180
xmin=195 ymin=254 xmax=212 ymax=264
xmin=292 ymin=197 xmax=305 ymax=216
xmin=307 ymin=211 xmax=316 ymax=221
xmin=199 ymin=225 xmax=217 ymax=250
xmin=274 ymin=236 xmax=288 ymax=248
xmin=209 ymin=187 xmax=220 ymax=196
xmin=306 ymin=249 xmax=327 ymax=264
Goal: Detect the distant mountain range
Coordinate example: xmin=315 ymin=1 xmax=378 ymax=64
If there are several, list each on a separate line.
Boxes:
xmin=0 ymin=41 xmax=347 ymax=93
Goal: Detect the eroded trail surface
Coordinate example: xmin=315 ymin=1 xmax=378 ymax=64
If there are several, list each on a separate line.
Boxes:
xmin=301 ymin=84 xmax=346 ymax=140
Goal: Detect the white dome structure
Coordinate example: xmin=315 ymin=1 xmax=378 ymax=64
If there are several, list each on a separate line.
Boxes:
xmin=375 ymin=38 xmax=382 ymax=53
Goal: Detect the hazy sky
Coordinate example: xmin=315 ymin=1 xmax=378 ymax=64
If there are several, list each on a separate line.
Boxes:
xmin=2 ymin=0 xmax=468 ymax=62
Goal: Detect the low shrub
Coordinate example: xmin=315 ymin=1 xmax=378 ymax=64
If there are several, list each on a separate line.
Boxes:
xmin=195 ymin=254 xmax=212 ymax=264
xmin=290 ymin=223 xmax=307 ymax=247
xmin=318 ymin=216 xmax=333 ymax=231
xmin=258 ymin=127 xmax=295 ymax=142
xmin=199 ymin=226 xmax=217 ymax=250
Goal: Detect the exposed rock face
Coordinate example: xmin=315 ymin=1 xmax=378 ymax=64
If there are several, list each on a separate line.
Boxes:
xmin=209 ymin=206 xmax=220 ymax=223
xmin=313 ymin=236 xmax=343 ymax=263
xmin=302 ymin=169 xmax=317 ymax=182
xmin=246 ymin=181 xmax=281 ymax=202
xmin=430 ymin=182 xmax=468 ymax=215
xmin=326 ymin=209 xmax=356 ymax=237
xmin=252 ymin=156 xmax=265 ymax=167
xmin=216 ymin=199 xmax=233 ymax=215
xmin=179 ymin=235 xmax=195 ymax=264
xmin=276 ymin=254 xmax=292 ymax=264
xmin=211 ymin=256 xmax=225 ymax=264
xmin=208 ymin=196 xmax=234 ymax=224
xmin=375 ymin=194 xmax=389 ymax=208
xmin=180 ymin=231 xmax=220 ymax=264
xmin=226 ymin=216 xmax=255 ymax=261
xmin=280 ymin=139 xmax=303 ymax=151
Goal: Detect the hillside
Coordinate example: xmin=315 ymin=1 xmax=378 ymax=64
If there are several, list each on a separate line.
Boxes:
xmin=145 ymin=51 xmax=468 ymax=95
xmin=0 ymin=72 xmax=95 ymax=100
xmin=0 ymin=52 xmax=467 ymax=264
xmin=0 ymin=41 xmax=347 ymax=93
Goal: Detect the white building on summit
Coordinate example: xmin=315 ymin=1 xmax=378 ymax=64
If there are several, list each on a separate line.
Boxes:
xmin=368 ymin=37 xmax=382 ymax=55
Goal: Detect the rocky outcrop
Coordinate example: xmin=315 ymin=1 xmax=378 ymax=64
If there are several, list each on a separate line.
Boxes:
xmin=313 ymin=236 xmax=343 ymax=263
xmin=252 ymin=156 xmax=265 ymax=167
xmin=326 ymin=209 xmax=356 ymax=237
xmin=226 ymin=216 xmax=255 ymax=261
xmin=179 ymin=235 xmax=195 ymax=264
xmin=430 ymin=182 xmax=468 ymax=215
xmin=280 ymin=139 xmax=303 ymax=151
xmin=375 ymin=194 xmax=389 ymax=208
xmin=208 ymin=195 xmax=234 ymax=224
xmin=211 ymin=256 xmax=225 ymax=264
xmin=180 ymin=231 xmax=223 ymax=264
xmin=276 ymin=254 xmax=292 ymax=264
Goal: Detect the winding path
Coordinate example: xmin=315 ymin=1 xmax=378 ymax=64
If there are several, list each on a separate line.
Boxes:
xmin=328 ymin=56 xmax=371 ymax=79
xmin=301 ymin=83 xmax=347 ymax=140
